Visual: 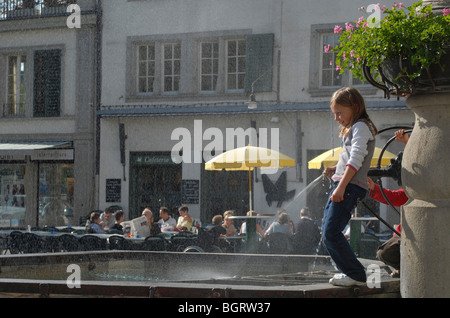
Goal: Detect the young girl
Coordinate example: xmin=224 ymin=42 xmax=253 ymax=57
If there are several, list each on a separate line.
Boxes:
xmin=323 ymin=87 xmax=378 ymax=286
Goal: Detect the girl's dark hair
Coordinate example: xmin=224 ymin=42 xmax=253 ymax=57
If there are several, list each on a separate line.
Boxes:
xmin=330 ymin=87 xmax=378 ymax=137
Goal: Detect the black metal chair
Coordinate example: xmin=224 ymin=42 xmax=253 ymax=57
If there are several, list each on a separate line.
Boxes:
xmin=108 ymin=235 xmax=134 ymax=250
xmin=58 ymin=234 xmax=81 ymax=252
xmin=78 ymin=235 xmax=107 ymax=251
xmin=7 ymin=231 xmax=23 ymax=254
xmin=19 ymin=232 xmax=47 ymax=254
xmin=142 ymin=236 xmax=166 ymax=251
xmin=265 ymin=232 xmax=294 ymax=254
xmin=0 ymin=236 xmax=8 ymax=255
xmin=169 ymin=236 xmax=199 ymax=252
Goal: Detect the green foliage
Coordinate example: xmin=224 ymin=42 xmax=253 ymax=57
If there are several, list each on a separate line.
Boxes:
xmin=333 ymin=1 xmax=450 ymax=84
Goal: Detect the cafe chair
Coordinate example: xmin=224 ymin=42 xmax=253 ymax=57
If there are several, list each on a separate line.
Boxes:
xmin=196 ymin=227 xmax=223 ymax=253
xmin=0 ymin=236 xmax=8 ymax=255
xmin=109 ymin=235 xmax=133 ymax=250
xmin=169 ymin=236 xmax=199 ymax=252
xmin=265 ymin=232 xmax=294 ymax=254
xmin=58 ymin=234 xmax=81 ymax=252
xmin=7 ymin=231 xmax=23 ymax=254
xmin=142 ymin=236 xmax=166 ymax=251
xmin=79 ymin=235 xmax=107 ymax=251
xmin=20 ymin=232 xmax=47 ymax=254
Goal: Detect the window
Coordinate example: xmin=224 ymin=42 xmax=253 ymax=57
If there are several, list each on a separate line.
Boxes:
xmin=226 ymin=39 xmax=246 ymax=91
xmin=321 ymin=34 xmax=342 ymax=87
xmin=321 ymin=33 xmax=364 ymax=87
xmin=309 ymin=25 xmax=373 ymax=97
xmin=128 ymin=32 xmax=274 ymax=100
xmin=200 ymin=42 xmax=219 ymax=92
xmin=137 ymin=45 xmax=155 ymax=94
xmin=6 ymin=55 xmax=26 ymax=117
xmin=163 ymin=43 xmax=181 ymax=93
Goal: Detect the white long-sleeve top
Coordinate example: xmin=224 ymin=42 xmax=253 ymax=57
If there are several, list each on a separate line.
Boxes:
xmin=332 ymin=121 xmax=376 ymax=190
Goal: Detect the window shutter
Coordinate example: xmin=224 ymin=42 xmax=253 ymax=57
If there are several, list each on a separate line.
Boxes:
xmin=244 ymin=33 xmax=274 ymax=93
xmin=33 ymin=49 xmax=61 ymax=117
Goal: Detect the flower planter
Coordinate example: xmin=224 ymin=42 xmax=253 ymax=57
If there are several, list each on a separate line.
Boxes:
xmin=365 ymin=49 xmax=450 ymax=97
xmin=333 ymin=1 xmax=450 ymax=99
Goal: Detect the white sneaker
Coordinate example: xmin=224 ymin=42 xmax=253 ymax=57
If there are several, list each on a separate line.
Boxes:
xmin=329 ymin=273 xmax=366 ymax=287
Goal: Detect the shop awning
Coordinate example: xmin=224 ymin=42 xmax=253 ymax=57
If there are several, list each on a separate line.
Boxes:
xmin=0 ymin=141 xmax=73 ymax=160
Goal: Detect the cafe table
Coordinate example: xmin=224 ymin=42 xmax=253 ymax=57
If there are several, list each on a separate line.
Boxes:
xmin=228 ymin=215 xmax=274 ymax=253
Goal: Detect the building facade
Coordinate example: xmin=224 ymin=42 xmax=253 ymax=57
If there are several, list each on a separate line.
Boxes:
xmin=97 ymin=0 xmax=415 ymax=228
xmin=0 ymin=0 xmax=98 ymax=228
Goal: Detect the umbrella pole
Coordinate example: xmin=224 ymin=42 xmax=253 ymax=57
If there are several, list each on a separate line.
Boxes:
xmin=249 ymin=169 xmax=252 ymax=211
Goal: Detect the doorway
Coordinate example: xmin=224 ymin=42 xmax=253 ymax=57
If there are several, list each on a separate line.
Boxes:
xmin=129 ymin=152 xmax=181 ymax=220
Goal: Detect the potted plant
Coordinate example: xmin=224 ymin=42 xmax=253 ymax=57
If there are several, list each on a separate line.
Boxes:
xmin=331 ymin=1 xmax=450 ymax=98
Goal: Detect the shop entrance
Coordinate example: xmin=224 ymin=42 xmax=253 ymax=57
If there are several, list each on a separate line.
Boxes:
xmin=129 ymin=152 xmax=181 ymax=220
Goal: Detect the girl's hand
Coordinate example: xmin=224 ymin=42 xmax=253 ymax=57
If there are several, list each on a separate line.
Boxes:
xmin=323 ymin=166 xmax=336 ymax=178
xmin=330 ymin=184 xmax=345 ymax=202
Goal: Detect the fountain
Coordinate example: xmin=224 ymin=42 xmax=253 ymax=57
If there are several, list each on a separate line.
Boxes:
xmin=359 ymin=0 xmax=450 ymax=297
xmin=0 ymin=250 xmax=398 ymax=298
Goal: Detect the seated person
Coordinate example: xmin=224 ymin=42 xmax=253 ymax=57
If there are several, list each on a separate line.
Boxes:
xmin=198 ymin=215 xmax=227 ymax=250
xmin=264 ymin=212 xmax=292 ymax=237
xmin=142 ymin=208 xmax=161 ymax=235
xmin=99 ymin=207 xmax=115 ymax=231
xmin=176 ymin=205 xmax=193 ymax=231
xmin=293 ymin=207 xmax=321 ymax=254
xmin=157 ymin=206 xmax=177 ymax=232
xmin=89 ymin=212 xmax=105 ymax=234
xmin=110 ymin=210 xmax=125 ymax=233
xmin=222 ymin=214 xmax=238 ymax=236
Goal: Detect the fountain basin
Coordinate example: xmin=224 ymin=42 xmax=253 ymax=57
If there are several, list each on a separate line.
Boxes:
xmin=0 ymin=251 xmax=399 ymax=297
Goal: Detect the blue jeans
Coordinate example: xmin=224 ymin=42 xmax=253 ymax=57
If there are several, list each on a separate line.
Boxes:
xmin=322 ymin=182 xmax=367 ymax=282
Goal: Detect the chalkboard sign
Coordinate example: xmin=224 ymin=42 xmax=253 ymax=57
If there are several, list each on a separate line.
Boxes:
xmin=106 ymin=178 xmax=121 ymax=202
xmin=182 ymin=179 xmax=199 ymax=204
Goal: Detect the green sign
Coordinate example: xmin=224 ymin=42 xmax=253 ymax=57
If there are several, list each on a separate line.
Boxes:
xmin=132 ymin=154 xmax=177 ymax=166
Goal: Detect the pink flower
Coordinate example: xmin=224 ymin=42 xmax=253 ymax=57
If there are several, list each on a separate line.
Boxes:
xmin=334 ymin=25 xmax=343 ymax=34
xmin=343 ymin=52 xmax=347 ymax=60
xmin=350 ymin=50 xmax=355 ymax=58
xmin=330 ymin=60 xmax=333 ymax=66
xmin=345 ymin=22 xmax=354 ymax=32
xmin=336 ymin=65 xmax=341 ymax=71
xmin=356 ymin=16 xmax=364 ymax=28
xmin=324 ymin=44 xmax=331 ymax=53
xmin=443 ymin=8 xmax=450 ymax=16
xmin=357 ymin=57 xmax=361 ymax=63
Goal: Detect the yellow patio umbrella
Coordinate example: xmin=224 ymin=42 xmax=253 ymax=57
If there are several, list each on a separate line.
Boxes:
xmin=308 ymin=146 xmax=397 ymax=169
xmin=205 ymin=145 xmax=295 ymax=210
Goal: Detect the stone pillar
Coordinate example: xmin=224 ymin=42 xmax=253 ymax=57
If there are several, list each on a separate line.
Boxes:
xmin=401 ymin=93 xmax=450 ymax=297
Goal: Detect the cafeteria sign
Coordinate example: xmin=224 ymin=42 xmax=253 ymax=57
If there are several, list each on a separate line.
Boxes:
xmin=132 ymin=154 xmax=177 ymax=165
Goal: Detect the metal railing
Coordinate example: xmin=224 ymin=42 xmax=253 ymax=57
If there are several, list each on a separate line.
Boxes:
xmin=0 ymin=0 xmax=80 ymax=20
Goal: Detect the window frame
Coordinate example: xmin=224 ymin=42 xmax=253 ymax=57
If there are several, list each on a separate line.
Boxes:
xmin=127 ymin=30 xmax=252 ymax=102
xmin=225 ymin=38 xmax=246 ymax=93
xmin=6 ymin=54 xmax=27 ymax=117
xmin=308 ymin=24 xmax=376 ymax=98
xmin=199 ymin=41 xmax=219 ymax=93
